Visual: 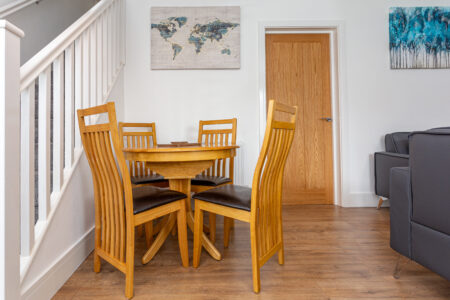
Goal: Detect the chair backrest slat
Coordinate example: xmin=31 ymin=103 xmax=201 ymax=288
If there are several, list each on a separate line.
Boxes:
xmin=119 ymin=122 xmax=157 ymax=178
xmin=78 ymin=102 xmax=132 ymax=263
xmin=198 ymin=118 xmax=237 ymax=179
xmin=251 ymin=100 xmax=297 ymax=262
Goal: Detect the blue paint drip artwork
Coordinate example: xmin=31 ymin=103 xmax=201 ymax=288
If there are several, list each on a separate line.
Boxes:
xmin=389 ymin=7 xmax=450 ymax=69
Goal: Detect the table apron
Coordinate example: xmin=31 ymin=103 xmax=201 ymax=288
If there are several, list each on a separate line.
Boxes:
xmin=123 ymin=149 xmax=236 ymax=162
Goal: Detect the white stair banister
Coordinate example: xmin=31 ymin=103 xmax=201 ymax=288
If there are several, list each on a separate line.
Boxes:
xmin=0 ymin=20 xmax=24 ymax=300
xmin=17 ymin=0 xmax=125 ymax=285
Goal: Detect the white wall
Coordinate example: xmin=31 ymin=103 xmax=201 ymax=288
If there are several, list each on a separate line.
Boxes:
xmin=124 ymin=0 xmax=450 ymax=207
xmin=0 ymin=0 xmax=17 ymax=6
xmin=20 ymin=70 xmax=124 ymax=300
xmin=5 ymin=0 xmax=97 ymax=63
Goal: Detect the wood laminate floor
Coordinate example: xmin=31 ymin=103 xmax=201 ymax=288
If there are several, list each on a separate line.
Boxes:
xmin=53 ymin=206 xmax=450 ymax=299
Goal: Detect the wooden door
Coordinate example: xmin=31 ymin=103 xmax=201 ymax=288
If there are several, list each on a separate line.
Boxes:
xmin=266 ymin=33 xmax=333 ymax=205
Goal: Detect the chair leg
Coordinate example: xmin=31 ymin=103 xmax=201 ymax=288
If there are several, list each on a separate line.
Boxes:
xmin=209 ymin=213 xmax=216 ymax=244
xmin=93 ymin=249 xmax=101 ymax=273
xmin=193 ymin=201 xmax=204 ymax=268
xmin=176 ymin=201 xmax=189 ymax=267
xmin=278 ymin=216 xmax=285 ymax=265
xmin=250 ymin=227 xmax=260 ymax=293
xmin=125 ymin=226 xmax=135 ymax=299
xmin=171 ymin=223 xmax=177 ymax=236
xmin=136 ymin=224 xmax=144 ymax=237
xmin=94 ymin=228 xmax=101 ymax=272
xmin=224 ymin=217 xmax=233 ymax=248
xmin=278 ymin=242 xmax=285 ymax=265
xmin=377 ymin=197 xmax=384 ymax=209
xmin=144 ymin=221 xmax=153 ymax=248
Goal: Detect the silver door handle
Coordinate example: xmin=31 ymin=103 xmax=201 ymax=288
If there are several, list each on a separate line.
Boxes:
xmin=320 ymin=117 xmax=332 ymax=122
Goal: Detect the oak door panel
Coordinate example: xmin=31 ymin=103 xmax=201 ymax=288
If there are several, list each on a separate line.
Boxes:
xmin=266 ymin=33 xmax=333 ymax=205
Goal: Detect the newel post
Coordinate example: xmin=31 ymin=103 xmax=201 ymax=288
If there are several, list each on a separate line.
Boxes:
xmin=0 ymin=20 xmax=24 ymax=300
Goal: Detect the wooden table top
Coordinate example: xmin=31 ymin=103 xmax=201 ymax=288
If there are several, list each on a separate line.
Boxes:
xmin=122 ymin=144 xmax=239 ymax=153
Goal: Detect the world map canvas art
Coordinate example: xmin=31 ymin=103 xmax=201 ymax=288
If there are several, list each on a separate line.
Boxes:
xmin=389 ymin=7 xmax=450 ymax=69
xmin=151 ymin=6 xmax=240 ymax=69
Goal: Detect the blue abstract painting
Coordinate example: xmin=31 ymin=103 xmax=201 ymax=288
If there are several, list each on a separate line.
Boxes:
xmin=389 ymin=7 xmax=450 ymax=69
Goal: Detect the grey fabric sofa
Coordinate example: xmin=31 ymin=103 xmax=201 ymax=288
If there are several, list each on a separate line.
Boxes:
xmin=390 ymin=130 xmax=450 ymax=280
xmin=374 ymin=132 xmax=410 ymax=207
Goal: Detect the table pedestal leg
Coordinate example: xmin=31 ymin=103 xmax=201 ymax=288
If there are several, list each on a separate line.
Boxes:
xmin=169 ymin=179 xmax=222 ymax=261
xmin=142 ymin=213 xmax=176 ymax=264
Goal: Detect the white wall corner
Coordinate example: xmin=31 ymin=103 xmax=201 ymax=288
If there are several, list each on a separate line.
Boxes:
xmin=20 ymin=227 xmax=94 ymax=300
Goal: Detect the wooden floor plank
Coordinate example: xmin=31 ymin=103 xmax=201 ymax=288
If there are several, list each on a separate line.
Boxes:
xmin=53 ymin=206 xmax=450 ymax=299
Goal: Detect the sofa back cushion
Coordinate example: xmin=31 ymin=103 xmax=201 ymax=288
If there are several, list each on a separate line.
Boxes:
xmin=385 ymin=132 xmax=410 ymax=154
xmin=410 ymin=131 xmax=450 ymax=236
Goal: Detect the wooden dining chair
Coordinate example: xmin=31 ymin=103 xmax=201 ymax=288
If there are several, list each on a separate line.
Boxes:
xmin=192 ymin=100 xmax=297 ymax=293
xmin=78 ymin=103 xmax=188 ymax=299
xmin=118 ymin=122 xmax=168 ymax=187
xmin=192 ymin=118 xmax=237 ymax=245
xmin=119 ymin=123 xmax=169 ymax=247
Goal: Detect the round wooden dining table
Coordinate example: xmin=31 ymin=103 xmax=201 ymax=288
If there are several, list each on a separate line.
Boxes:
xmin=123 ymin=144 xmax=239 ymax=263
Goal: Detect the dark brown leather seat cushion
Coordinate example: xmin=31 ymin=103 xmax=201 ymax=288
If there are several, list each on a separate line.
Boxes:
xmin=191 ymin=175 xmax=232 ymax=186
xmin=132 ymin=186 xmax=186 ymax=215
xmin=193 ymin=184 xmax=251 ymax=212
xmin=130 ymin=174 xmax=166 ymax=185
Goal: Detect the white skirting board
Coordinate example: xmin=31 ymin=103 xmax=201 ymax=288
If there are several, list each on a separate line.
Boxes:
xmin=20 ymin=227 xmax=94 ymax=300
xmin=342 ymin=192 xmax=390 ymax=207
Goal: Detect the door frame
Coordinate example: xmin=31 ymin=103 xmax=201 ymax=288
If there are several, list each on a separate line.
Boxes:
xmin=258 ymin=21 xmax=346 ymax=206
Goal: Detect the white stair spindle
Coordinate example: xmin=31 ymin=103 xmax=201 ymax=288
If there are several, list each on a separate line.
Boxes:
xmin=38 ymin=67 xmax=51 ymax=220
xmin=112 ymin=1 xmax=116 ymax=77
xmin=52 ymin=55 xmax=64 ymax=194
xmin=96 ymin=19 xmax=103 ymax=105
xmin=20 ymin=85 xmax=35 ymax=257
xmin=122 ymin=0 xmax=126 ymax=65
xmin=102 ymin=12 xmax=107 ymax=99
xmin=74 ymin=37 xmax=83 ymax=149
xmin=108 ymin=5 xmax=113 ymax=89
xmin=90 ymin=23 xmax=97 ymax=107
xmin=82 ymin=30 xmax=90 ymax=119
xmin=64 ymin=44 xmax=75 ymax=168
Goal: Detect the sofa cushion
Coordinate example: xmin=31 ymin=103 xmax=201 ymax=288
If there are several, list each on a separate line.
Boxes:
xmin=385 ymin=132 xmax=411 ymax=154
xmin=374 ymin=152 xmax=409 ymax=198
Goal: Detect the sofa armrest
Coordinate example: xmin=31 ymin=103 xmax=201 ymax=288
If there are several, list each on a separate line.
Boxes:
xmin=389 ymin=167 xmax=412 ymax=258
xmin=374 ymin=152 xmax=409 ymax=198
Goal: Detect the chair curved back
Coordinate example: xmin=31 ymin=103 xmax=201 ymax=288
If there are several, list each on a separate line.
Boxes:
xmin=119 ymin=122 xmax=158 ymax=178
xmin=198 ymin=118 xmax=237 ymax=179
xmin=250 ymin=99 xmax=297 ymax=261
xmin=78 ymin=102 xmax=133 ymax=264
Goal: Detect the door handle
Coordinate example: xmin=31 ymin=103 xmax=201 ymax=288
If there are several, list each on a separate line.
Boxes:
xmin=320 ymin=117 xmax=332 ymax=122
